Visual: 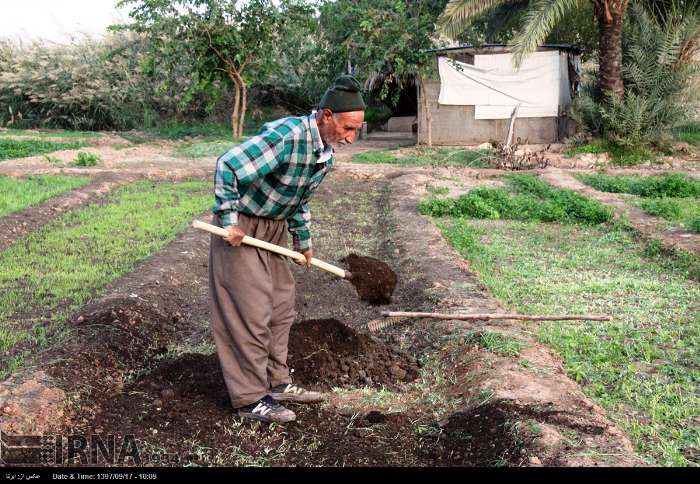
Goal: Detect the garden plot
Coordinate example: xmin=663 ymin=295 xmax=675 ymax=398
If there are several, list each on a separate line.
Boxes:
xmin=576 ymin=173 xmax=700 ymax=234
xmin=0 ymin=139 xmax=88 ymax=161
xmin=0 ymin=174 xmax=128 ymax=252
xmin=419 ymin=174 xmax=699 ymax=466
xmin=541 ymin=169 xmax=700 ymax=255
xmin=0 ymin=168 xmax=641 ymax=467
xmin=0 ymin=180 xmax=211 ymax=378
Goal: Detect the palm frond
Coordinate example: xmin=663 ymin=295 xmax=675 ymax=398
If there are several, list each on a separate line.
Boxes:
xmin=438 ymin=0 xmax=509 ymax=39
xmin=509 ymin=0 xmax=583 ymax=66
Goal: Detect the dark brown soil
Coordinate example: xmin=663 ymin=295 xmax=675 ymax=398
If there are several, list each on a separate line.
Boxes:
xmin=287 ymin=319 xmax=419 ymax=390
xmin=344 ymin=253 xmax=398 ymax=305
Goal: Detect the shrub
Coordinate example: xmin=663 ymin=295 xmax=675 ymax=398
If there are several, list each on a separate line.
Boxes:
xmin=689 ymin=217 xmax=700 ymax=234
xmin=0 ymin=34 xmax=218 ymax=130
xmin=571 ymin=5 xmax=699 ymax=152
xmin=72 ymin=152 xmax=100 ymax=167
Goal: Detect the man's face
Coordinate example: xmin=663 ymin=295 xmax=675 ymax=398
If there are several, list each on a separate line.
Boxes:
xmin=317 ymin=109 xmax=365 ymax=146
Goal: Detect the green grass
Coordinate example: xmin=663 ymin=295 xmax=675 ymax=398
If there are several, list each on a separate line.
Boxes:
xmin=565 ymin=139 xmax=659 ymax=166
xmin=576 ymin=173 xmax=700 ymax=232
xmin=0 ymin=129 xmax=100 ymax=139
xmin=0 ymin=175 xmax=91 ymax=218
xmin=432 ymin=215 xmax=699 ymax=466
xmin=352 ymin=147 xmax=492 ymax=168
xmin=143 ymin=121 xmax=234 ymax=141
xmin=636 ymin=198 xmax=700 ymax=233
xmin=0 ymin=180 xmax=211 ymax=378
xmin=461 ymin=330 xmax=526 ymax=356
xmin=418 ymin=174 xmax=614 ymax=225
xmin=576 ymin=173 xmax=700 ymax=199
xmin=0 ymin=139 xmax=87 ymax=161
xmin=175 ymin=139 xmax=242 ymax=158
xmin=674 ymin=122 xmax=700 ymax=148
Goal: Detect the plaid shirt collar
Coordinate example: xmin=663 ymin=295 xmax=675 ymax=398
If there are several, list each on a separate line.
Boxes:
xmin=308 ymin=113 xmax=333 ymax=163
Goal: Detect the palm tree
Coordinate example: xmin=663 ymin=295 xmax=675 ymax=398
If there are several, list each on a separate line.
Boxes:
xmin=439 ymin=0 xmax=630 ymax=98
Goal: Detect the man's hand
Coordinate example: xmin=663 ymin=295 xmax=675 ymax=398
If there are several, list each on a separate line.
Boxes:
xmin=294 ymin=249 xmax=313 ymax=269
xmin=223 ymin=225 xmax=246 ymax=246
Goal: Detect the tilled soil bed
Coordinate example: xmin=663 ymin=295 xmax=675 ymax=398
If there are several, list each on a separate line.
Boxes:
xmin=287 ymin=319 xmax=419 ymax=390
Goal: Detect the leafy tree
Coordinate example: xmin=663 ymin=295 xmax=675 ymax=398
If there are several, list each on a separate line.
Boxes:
xmin=117 ymin=0 xmax=286 ymax=138
xmin=318 ymin=1 xmax=448 ymax=145
xmin=572 ymin=3 xmax=699 ymax=149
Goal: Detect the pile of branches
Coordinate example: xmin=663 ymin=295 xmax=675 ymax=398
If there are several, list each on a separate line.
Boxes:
xmin=488 ymin=138 xmax=550 ymax=170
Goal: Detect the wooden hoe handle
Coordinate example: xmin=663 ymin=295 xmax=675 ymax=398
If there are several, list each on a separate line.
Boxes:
xmin=192 ymin=220 xmax=348 ymax=279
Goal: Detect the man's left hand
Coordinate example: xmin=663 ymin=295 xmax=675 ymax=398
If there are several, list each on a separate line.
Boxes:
xmin=294 ymin=249 xmax=313 ymax=269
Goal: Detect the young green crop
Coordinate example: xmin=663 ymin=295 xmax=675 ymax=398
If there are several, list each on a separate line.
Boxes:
xmin=418 ymin=175 xmax=613 ymax=225
xmin=0 ymin=139 xmax=87 ymax=161
xmin=433 ymin=216 xmax=699 ymax=466
xmin=0 ymin=175 xmax=91 ymax=218
xmin=0 ymin=180 xmax=211 ymax=378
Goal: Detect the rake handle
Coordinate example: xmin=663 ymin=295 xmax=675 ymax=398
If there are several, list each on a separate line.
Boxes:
xmin=192 ymin=220 xmax=348 ymax=279
xmin=380 ymin=311 xmax=612 ymax=322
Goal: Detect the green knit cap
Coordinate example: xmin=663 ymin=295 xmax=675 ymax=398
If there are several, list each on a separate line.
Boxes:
xmin=319 ymin=75 xmax=366 ymax=113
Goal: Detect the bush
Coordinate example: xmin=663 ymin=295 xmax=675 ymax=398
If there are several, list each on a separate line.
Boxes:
xmin=71 ymin=152 xmax=100 ymax=167
xmin=418 ymin=175 xmax=613 ymax=225
xmin=571 ymin=5 xmax=699 ymax=152
xmin=689 ymin=218 xmax=700 ymax=234
xmin=0 ymin=34 xmax=218 ymax=130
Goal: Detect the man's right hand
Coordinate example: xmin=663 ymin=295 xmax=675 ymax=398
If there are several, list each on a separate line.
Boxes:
xmin=223 ymin=225 xmax=246 ymax=246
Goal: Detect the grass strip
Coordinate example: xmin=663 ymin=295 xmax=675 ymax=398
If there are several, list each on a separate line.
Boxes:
xmin=576 ymin=173 xmax=700 ymax=198
xmin=0 ymin=175 xmax=91 ymax=218
xmin=0 ymin=180 xmax=211 ymax=378
xmin=576 ymin=173 xmax=700 ymax=232
xmin=674 ymin=122 xmax=700 ymax=148
xmin=0 ymin=139 xmax=87 ymax=161
xmin=175 ymin=139 xmax=242 ymax=158
xmin=434 ymin=216 xmax=699 ymax=466
xmin=0 ymin=129 xmax=100 ymax=139
xmin=418 ymin=174 xmax=614 ymax=225
xmin=353 ymin=147 xmax=492 ymax=168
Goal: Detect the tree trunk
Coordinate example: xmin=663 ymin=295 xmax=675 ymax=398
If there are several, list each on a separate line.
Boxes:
xmin=595 ymin=0 xmax=627 ymax=99
xmin=238 ymin=79 xmax=247 ymax=139
xmin=230 ymin=71 xmax=241 ymax=140
xmin=419 ymin=76 xmax=433 ymax=147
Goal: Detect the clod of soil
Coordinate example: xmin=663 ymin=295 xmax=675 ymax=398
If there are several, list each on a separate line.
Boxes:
xmin=287 ymin=319 xmax=419 ymax=390
xmin=344 ymin=253 xmax=398 ymax=305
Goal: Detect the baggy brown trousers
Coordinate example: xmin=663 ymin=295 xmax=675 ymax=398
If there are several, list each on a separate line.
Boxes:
xmin=208 ymin=213 xmax=296 ymax=408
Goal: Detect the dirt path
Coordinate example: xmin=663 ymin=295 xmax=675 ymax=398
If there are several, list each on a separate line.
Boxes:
xmin=541 ymin=168 xmax=700 ymax=255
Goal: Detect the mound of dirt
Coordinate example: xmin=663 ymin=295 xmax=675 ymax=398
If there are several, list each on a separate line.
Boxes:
xmin=418 ymin=401 xmax=536 ymax=466
xmin=344 ymin=253 xmax=397 ymax=305
xmin=48 ymin=299 xmax=177 ymax=390
xmin=287 ymin=319 xmax=419 ymax=390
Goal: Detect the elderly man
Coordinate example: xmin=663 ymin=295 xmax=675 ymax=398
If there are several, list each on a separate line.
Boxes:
xmin=209 ymin=75 xmax=365 ymax=423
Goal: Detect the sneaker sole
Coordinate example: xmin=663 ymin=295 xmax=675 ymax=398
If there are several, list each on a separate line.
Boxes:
xmin=236 ymin=411 xmax=296 ymax=423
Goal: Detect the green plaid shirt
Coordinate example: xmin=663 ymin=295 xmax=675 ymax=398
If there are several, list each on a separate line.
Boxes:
xmin=213 ymin=113 xmax=333 ymax=251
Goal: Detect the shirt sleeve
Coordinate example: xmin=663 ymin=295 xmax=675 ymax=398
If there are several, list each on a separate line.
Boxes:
xmin=286 ymin=198 xmax=312 ymax=252
xmin=213 ymin=129 xmax=286 ymax=227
